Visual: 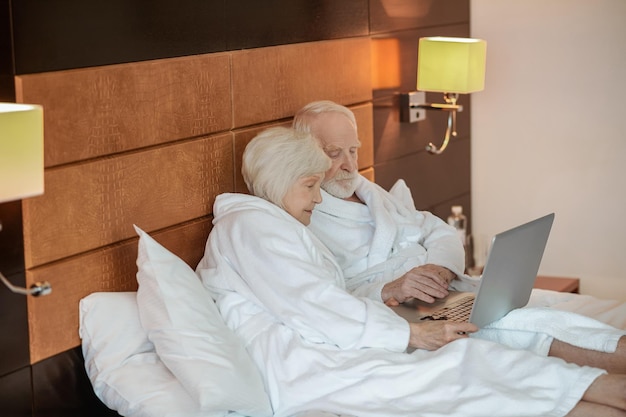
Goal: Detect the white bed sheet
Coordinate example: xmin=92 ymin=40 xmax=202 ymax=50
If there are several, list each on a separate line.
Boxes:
xmin=527 ymin=288 xmax=626 ymax=330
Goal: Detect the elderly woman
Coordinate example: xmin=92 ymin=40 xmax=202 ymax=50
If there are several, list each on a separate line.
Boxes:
xmin=196 ymin=126 xmax=626 ymax=417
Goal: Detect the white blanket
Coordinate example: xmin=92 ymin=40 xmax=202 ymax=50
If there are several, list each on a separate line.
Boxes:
xmin=477 ymin=307 xmax=625 ymax=355
xmin=197 ymin=193 xmax=614 ymax=417
xmin=528 ymin=288 xmax=626 ymax=330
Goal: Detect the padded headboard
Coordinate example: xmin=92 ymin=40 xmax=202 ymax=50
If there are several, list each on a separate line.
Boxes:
xmin=17 ymin=37 xmax=375 ymax=365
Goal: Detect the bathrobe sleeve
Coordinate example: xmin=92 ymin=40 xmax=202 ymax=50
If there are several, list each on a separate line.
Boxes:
xmin=413 ymin=210 xmax=466 ymax=276
xmin=388 ymin=179 xmax=466 ymax=278
xmin=342 ymin=209 xmax=466 ymax=301
xmin=211 ymin=207 xmax=410 ymax=352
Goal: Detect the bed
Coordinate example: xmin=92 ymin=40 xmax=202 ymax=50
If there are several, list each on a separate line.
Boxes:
xmin=77 ymin=227 xmax=626 ymax=417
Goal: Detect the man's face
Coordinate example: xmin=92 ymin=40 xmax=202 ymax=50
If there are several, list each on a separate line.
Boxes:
xmin=310 ymin=112 xmax=361 ymax=199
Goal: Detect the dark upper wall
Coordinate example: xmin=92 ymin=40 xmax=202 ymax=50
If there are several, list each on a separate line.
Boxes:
xmin=5 ymin=0 xmax=471 ymax=75
xmin=3 ymin=0 xmax=369 ymax=72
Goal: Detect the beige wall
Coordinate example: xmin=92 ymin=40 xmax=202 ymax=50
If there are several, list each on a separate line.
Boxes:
xmin=471 ymin=0 xmax=626 ymax=300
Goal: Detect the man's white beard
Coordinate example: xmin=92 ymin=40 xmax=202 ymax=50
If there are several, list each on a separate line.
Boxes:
xmin=322 ymin=171 xmax=358 ymax=199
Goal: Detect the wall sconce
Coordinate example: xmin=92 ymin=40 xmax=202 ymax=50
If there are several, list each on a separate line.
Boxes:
xmin=400 ymin=36 xmax=487 ymax=155
xmin=0 ymin=102 xmax=51 ymax=296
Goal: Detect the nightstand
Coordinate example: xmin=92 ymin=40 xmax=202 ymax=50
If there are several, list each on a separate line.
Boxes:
xmin=534 ymin=276 xmax=580 ymax=294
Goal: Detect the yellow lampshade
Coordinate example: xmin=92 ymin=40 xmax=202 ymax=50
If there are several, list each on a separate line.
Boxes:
xmin=417 ymin=37 xmax=487 ymax=94
xmin=0 ymin=103 xmax=44 ymax=203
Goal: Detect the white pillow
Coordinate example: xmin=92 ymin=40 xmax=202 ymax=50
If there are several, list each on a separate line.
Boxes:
xmin=79 ymin=292 xmax=153 ymax=381
xmin=133 ymin=225 xmax=272 ymax=417
xmin=79 ymin=292 xmax=218 ymax=417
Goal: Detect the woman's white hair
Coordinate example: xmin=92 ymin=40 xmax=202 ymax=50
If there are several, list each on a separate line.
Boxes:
xmin=242 ymin=126 xmax=331 ymax=208
xmin=292 ymin=100 xmax=357 ymax=134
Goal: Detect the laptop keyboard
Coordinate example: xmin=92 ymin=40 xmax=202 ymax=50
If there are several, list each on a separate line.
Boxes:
xmin=420 ymin=295 xmax=475 ymax=323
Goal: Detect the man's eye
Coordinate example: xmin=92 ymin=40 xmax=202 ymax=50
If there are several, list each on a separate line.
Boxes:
xmin=327 ymin=151 xmax=341 ymax=158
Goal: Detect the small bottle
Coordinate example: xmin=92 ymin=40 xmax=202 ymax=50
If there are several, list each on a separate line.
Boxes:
xmin=447 ymin=205 xmax=467 ymax=246
xmin=448 ymin=205 xmax=473 ymax=272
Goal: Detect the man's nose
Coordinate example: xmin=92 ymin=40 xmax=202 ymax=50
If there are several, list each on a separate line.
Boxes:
xmin=341 ymin=153 xmax=357 ymax=171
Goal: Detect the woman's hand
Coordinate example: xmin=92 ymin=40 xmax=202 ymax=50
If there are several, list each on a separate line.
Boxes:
xmin=382 ymin=264 xmax=456 ymax=305
xmin=408 ymin=321 xmax=478 ymax=351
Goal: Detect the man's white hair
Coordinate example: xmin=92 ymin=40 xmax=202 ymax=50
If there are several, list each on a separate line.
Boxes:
xmin=292 ymin=100 xmax=357 ymax=134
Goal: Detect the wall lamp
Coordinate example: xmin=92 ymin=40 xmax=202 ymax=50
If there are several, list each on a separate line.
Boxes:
xmin=400 ymin=37 xmax=487 ymax=155
xmin=0 ymin=102 xmax=51 ymax=297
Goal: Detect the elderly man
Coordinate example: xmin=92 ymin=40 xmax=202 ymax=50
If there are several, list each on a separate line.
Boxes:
xmin=292 ymin=100 xmax=473 ymax=306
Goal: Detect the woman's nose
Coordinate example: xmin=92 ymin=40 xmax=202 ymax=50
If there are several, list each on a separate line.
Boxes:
xmin=313 ymin=187 xmax=323 ymax=203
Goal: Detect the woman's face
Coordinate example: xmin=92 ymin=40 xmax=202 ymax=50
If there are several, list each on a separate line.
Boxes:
xmin=282 ymin=173 xmax=324 ymax=225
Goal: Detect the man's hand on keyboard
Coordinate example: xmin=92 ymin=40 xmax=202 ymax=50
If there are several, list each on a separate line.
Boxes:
xmin=382 ymin=264 xmax=455 ymax=306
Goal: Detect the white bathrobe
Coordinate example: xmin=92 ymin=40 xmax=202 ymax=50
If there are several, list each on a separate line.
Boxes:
xmin=308 ymin=175 xmax=475 ymax=301
xmin=196 ymin=193 xmax=607 ymax=417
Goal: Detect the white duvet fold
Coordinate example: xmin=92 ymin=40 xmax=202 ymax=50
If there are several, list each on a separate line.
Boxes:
xmin=477 ymin=306 xmax=626 ymax=355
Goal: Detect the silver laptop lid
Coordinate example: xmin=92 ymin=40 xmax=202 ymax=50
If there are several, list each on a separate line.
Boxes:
xmin=469 ymin=212 xmax=555 ymax=327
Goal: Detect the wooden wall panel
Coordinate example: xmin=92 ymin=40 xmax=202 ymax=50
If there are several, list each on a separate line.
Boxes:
xmin=225 ymin=0 xmax=369 ymax=50
xmin=233 ymin=122 xmax=292 ymax=194
xmin=16 ymin=54 xmax=231 ymax=167
xmin=26 ymin=218 xmax=212 ymax=363
xmin=0 ymin=204 xmax=29 ymax=379
xmin=22 ymin=134 xmax=233 ymax=268
xmin=370 ymin=0 xmax=470 ymax=34
xmin=0 ymin=367 xmax=30 ymax=414
xmin=375 ymin=137 xmax=470 ymax=213
xmin=360 ymin=167 xmax=375 ymax=182
xmin=372 ymin=93 xmax=470 ymax=163
xmin=18 ymin=38 xmax=376 ymax=363
xmin=231 ymin=38 xmax=372 ymax=128
xmin=0 ymin=1 xmax=12 ymax=101
xmin=352 ymin=103 xmax=374 ymax=169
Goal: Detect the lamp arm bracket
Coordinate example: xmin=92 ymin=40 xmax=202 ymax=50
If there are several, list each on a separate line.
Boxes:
xmin=399 ymin=91 xmax=462 ymax=155
xmin=0 ymin=271 xmax=52 ymax=297
xmin=412 ymin=102 xmax=463 ymax=112
xmin=426 ymin=109 xmax=457 ymax=155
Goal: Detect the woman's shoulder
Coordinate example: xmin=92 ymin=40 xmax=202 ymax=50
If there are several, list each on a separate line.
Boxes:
xmin=214 ymin=193 xmax=269 ymax=215
xmin=213 ymin=193 xmax=300 ymax=234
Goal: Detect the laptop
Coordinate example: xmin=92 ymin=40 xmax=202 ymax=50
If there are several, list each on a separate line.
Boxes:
xmin=390 ymin=212 xmax=555 ymax=328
